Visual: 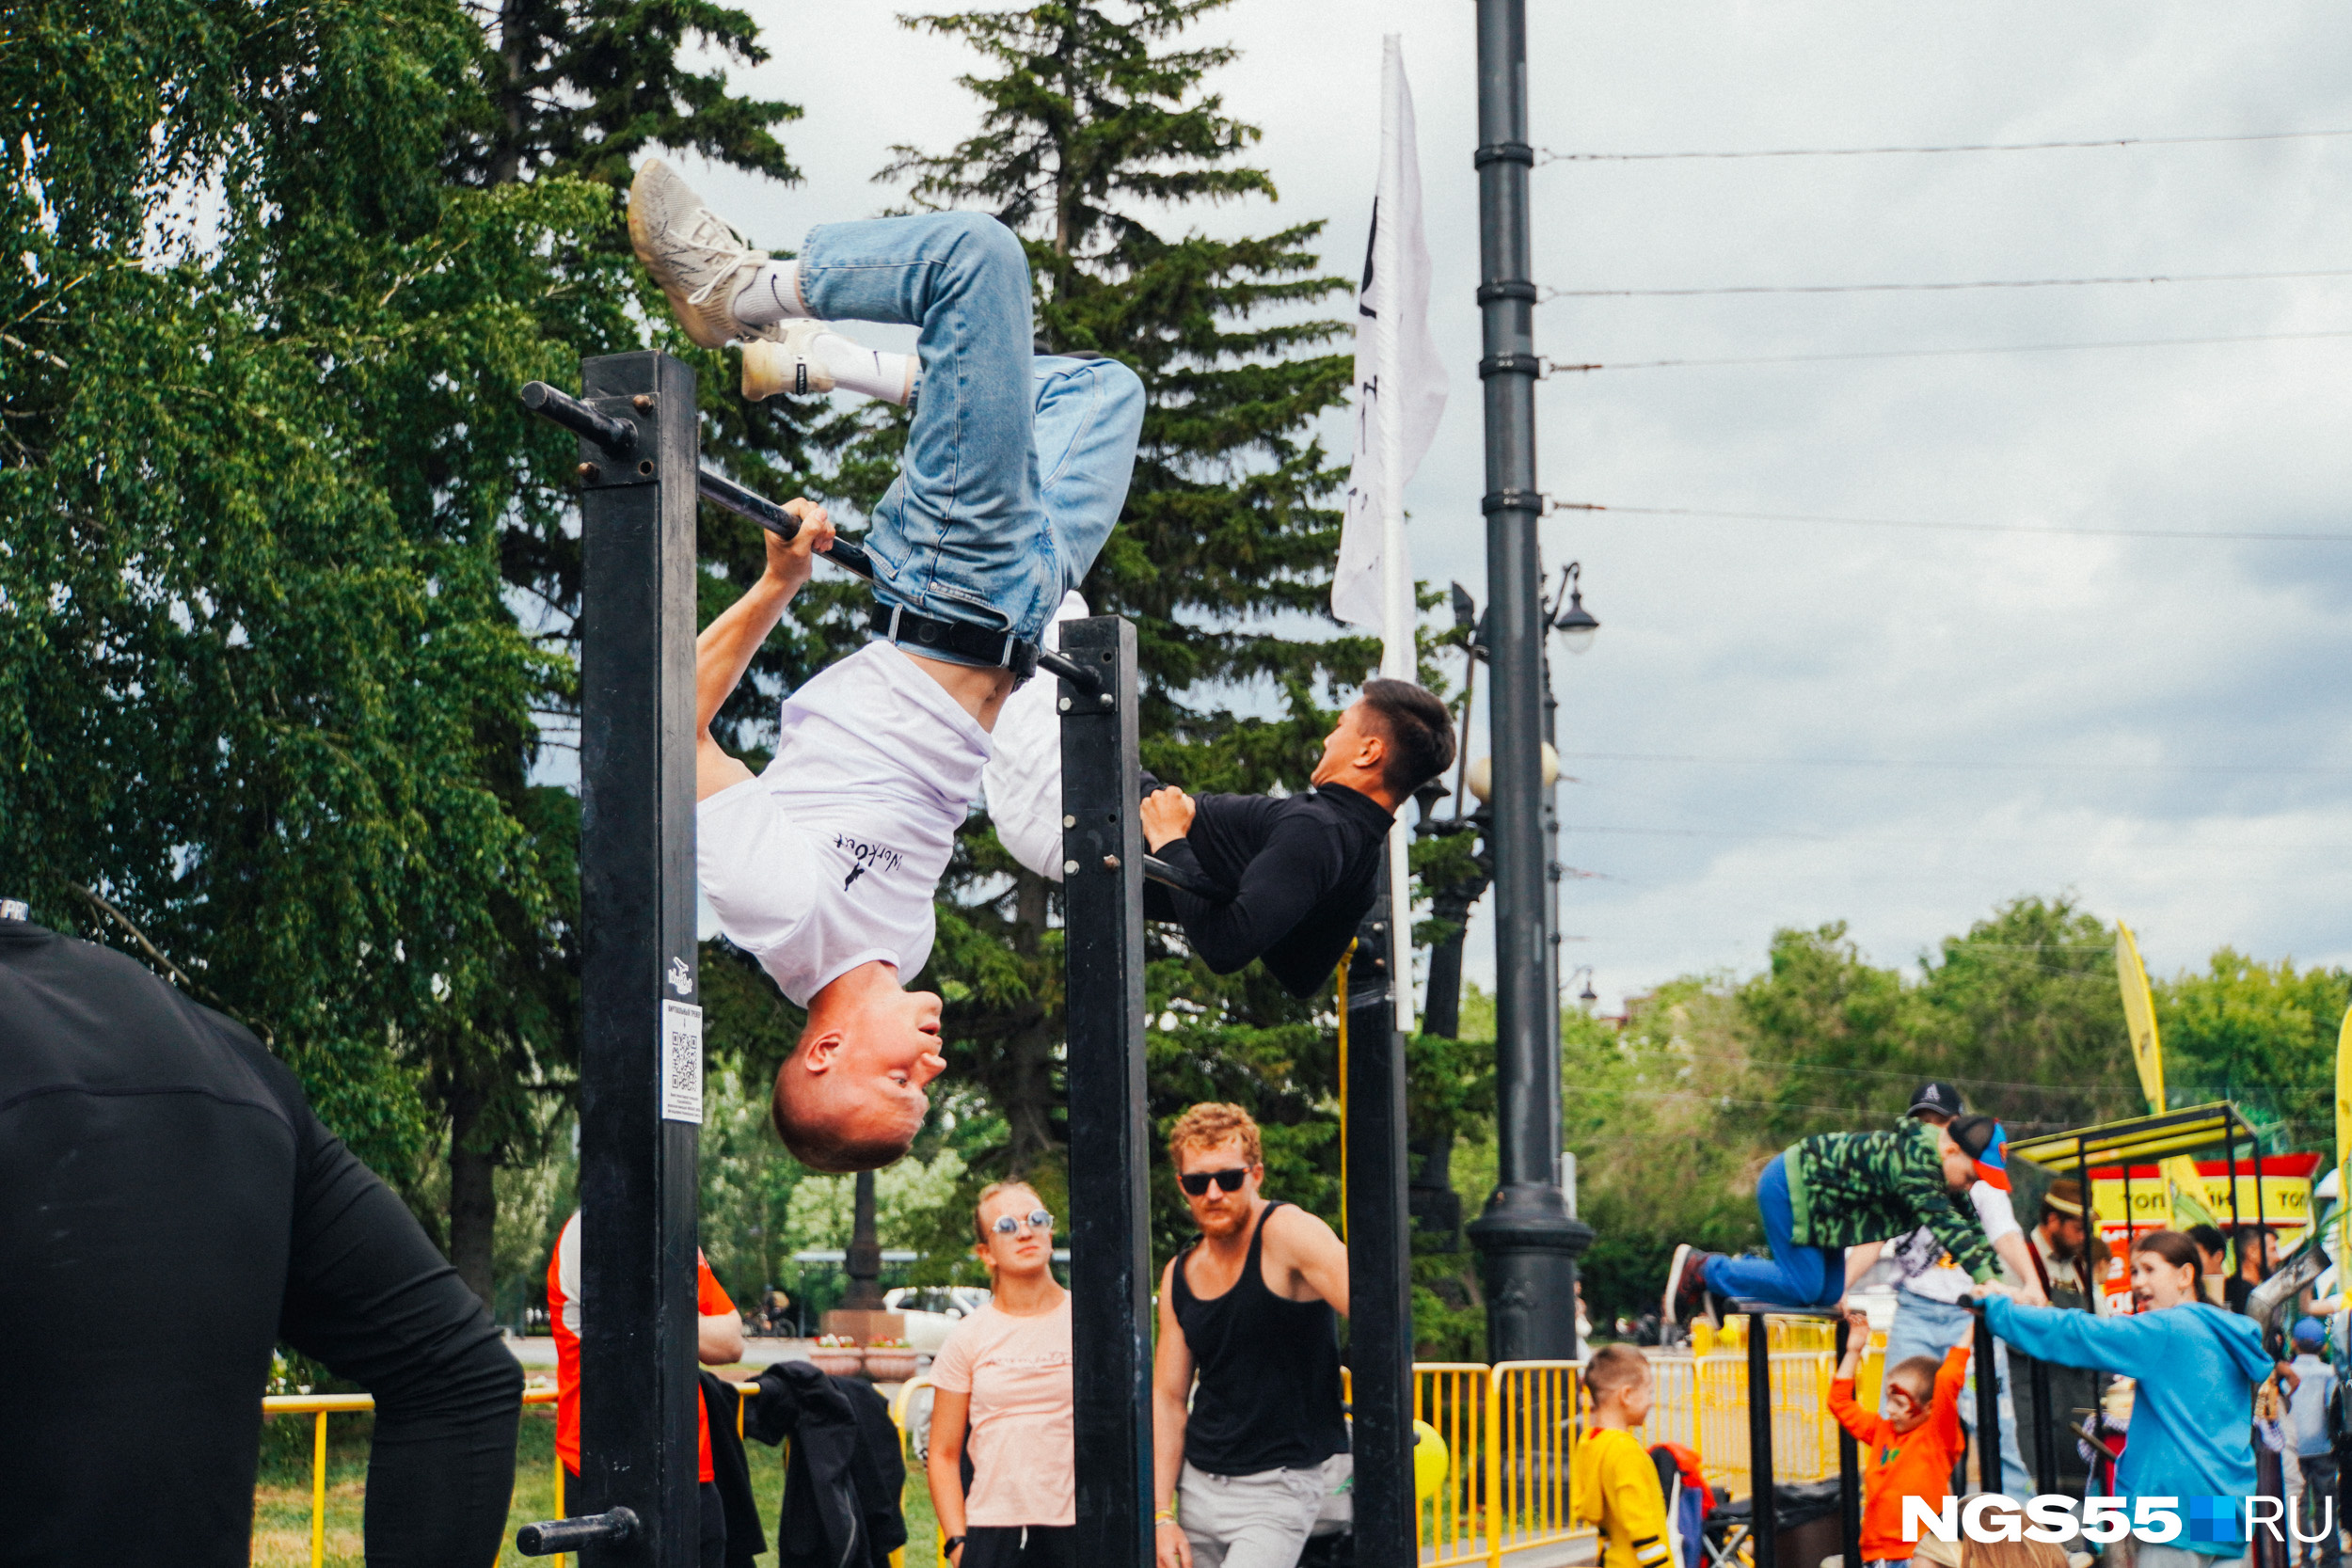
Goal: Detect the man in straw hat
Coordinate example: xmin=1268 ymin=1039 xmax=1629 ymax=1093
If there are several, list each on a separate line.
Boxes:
xmin=2033 ymin=1177 xmax=2106 ymax=1314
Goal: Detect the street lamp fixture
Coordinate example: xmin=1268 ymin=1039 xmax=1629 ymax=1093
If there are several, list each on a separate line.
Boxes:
xmin=1567 ymin=964 xmax=1598 ymax=1011
xmin=1550 ymin=562 xmax=1598 ymax=656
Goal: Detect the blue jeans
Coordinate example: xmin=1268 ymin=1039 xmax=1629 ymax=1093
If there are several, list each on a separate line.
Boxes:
xmin=797 ymin=213 xmax=1145 ymax=648
xmin=1883 ymin=1291 xmax=2030 ymax=1499
xmin=1704 ymin=1154 xmax=1845 ymax=1309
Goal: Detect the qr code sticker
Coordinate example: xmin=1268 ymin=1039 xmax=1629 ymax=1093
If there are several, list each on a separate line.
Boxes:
xmin=660 ymin=1000 xmax=704 ymax=1124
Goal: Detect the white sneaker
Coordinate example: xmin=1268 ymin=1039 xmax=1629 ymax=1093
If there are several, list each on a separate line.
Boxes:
xmin=740 ymin=321 xmax=835 ymax=402
xmin=628 ymin=158 xmax=771 ymax=350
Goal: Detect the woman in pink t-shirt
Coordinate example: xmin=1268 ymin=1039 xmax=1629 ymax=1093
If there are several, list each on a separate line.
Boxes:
xmin=928 ymin=1180 xmax=1075 ymax=1568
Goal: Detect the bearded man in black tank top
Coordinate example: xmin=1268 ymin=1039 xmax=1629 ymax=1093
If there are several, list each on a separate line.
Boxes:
xmin=1151 ymin=1103 xmax=1351 ymax=1568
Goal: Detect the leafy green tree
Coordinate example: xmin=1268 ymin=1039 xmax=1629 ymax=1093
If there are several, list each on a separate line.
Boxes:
xmin=1737 ymin=922 xmax=1923 ymax=1140
xmin=2158 ymin=952 xmax=2352 ymax=1148
xmin=1 ymin=0 xmax=636 ymax=1240
xmin=1915 ymin=895 xmax=2138 ymax=1130
xmin=1563 ymin=980 xmax=1771 ymax=1324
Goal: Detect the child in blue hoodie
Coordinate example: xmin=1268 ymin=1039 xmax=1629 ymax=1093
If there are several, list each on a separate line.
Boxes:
xmin=1975 ymin=1228 xmax=2274 ymax=1568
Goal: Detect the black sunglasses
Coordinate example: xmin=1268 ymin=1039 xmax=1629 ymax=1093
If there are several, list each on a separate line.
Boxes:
xmin=991 ymin=1209 xmax=1055 ymax=1235
xmin=1179 ymin=1167 xmax=1251 ymax=1196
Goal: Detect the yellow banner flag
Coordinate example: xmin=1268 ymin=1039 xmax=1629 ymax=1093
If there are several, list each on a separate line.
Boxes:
xmin=2117 ymin=920 xmax=2165 ymax=1114
xmin=2114 ymin=919 xmax=2212 ymax=1230
xmin=2337 ymin=1004 xmax=2352 ymax=1278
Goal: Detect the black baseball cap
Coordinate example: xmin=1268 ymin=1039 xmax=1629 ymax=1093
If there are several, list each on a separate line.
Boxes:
xmin=1907 ymin=1081 xmax=1964 ymax=1119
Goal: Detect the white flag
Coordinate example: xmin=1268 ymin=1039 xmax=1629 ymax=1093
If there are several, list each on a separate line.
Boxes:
xmin=1331 ymin=36 xmax=1449 ymax=659
xmin=1332 ymin=38 xmax=1446 ymax=1036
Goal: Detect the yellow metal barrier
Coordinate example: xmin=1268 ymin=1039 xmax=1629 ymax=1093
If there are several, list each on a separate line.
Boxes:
xmin=1414 ymin=1363 xmax=1491 ymax=1566
xmin=261 ymin=1386 xmax=559 ymax=1568
xmin=260 ymin=1335 xmax=1889 ymax=1568
xmin=1486 ymin=1361 xmax=1582 ymax=1567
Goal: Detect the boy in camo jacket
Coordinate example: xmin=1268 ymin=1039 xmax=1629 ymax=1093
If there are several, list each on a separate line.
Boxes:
xmin=1664 ymin=1114 xmax=2010 ymax=1325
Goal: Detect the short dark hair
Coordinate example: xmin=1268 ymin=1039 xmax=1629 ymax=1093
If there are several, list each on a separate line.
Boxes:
xmin=1359 ymin=679 xmax=1456 ymax=799
xmin=2186 ymin=1223 xmax=2228 ymax=1257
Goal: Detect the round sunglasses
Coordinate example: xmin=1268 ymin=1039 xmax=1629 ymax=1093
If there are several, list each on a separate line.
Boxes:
xmin=991 ymin=1209 xmax=1055 ymax=1235
xmin=1179 ymin=1166 xmax=1251 ymax=1196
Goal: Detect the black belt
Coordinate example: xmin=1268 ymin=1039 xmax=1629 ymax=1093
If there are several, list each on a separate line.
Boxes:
xmin=869 ymin=603 xmax=1040 ymax=683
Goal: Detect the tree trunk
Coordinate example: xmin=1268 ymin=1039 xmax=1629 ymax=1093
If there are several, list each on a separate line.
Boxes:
xmin=995 ymin=868 xmax=1061 ymax=1175
xmin=486 ymin=0 xmax=530 ymax=186
xmin=447 ymin=1075 xmax=499 ymax=1309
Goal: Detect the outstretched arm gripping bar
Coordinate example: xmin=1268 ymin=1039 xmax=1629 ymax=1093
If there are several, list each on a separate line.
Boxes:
xmin=693 ymin=467 xmax=878 ymax=582
xmin=521 ymin=379 xmax=1102 ymax=696
xmin=515 ymin=1508 xmax=639 ymax=1555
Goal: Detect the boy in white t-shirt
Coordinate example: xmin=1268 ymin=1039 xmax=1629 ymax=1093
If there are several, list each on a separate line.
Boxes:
xmin=631 ymin=160 xmax=1143 ymax=1173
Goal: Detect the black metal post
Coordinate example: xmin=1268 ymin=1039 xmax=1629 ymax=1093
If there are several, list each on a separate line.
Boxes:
xmin=1973 ymin=1313 xmax=2003 ymax=1496
xmin=1347 ymin=863 xmax=1417 ymax=1568
xmin=1058 ymin=616 xmax=1152 ymax=1568
xmin=842 ymin=1171 xmax=884 ymax=1310
xmin=1466 ymin=0 xmax=1590 ymax=1364
xmin=1834 ymin=1318 xmax=1861 ymax=1568
xmin=1747 ymin=1311 xmax=1775 ymax=1568
xmin=2030 ymin=1354 xmax=2057 ymax=1495
xmin=1413 ymin=803 xmax=1486 ymax=1251
xmin=572 ymin=350 xmax=703 ymax=1568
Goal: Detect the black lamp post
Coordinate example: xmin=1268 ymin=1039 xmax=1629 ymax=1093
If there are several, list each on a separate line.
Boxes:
xmin=1443 ymin=552 xmax=1600 ymax=1359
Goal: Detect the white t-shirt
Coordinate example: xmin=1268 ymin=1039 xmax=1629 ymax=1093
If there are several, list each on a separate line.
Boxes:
xmin=697 ymin=643 xmax=988 ymax=1004
xmin=1890 ymin=1180 xmax=2021 ymax=1304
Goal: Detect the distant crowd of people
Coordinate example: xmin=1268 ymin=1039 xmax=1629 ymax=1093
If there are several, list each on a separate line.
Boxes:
xmin=1661 ymin=1077 xmax=2341 ymax=1568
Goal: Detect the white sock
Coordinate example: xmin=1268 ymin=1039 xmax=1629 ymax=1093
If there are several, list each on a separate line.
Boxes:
xmin=733 ymin=261 xmax=810 ymax=326
xmin=814 ymin=332 xmax=916 ymax=406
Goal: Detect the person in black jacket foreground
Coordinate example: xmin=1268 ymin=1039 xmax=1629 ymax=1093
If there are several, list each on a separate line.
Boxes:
xmin=1136 ymin=678 xmax=1456 ymax=997
xmin=0 ymin=905 xmax=523 ymax=1568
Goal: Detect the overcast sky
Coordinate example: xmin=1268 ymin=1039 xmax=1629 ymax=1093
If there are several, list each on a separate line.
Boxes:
xmin=684 ymin=2 xmax=2352 ymax=1013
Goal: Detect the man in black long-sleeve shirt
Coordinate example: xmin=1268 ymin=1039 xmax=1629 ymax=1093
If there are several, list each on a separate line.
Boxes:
xmin=1137 ymin=678 xmax=1456 ymax=997
xmin=0 ymin=907 xmax=523 ymax=1567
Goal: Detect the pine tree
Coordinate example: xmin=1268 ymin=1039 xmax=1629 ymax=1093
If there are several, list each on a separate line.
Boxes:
xmin=867 ymin=0 xmax=1368 ymax=1252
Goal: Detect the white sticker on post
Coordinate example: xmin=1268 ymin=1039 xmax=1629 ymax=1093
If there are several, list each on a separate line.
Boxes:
xmin=660 ymin=1000 xmax=705 ymax=1124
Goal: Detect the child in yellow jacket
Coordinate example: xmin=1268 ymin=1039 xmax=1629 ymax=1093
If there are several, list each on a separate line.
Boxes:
xmin=1574 ymin=1344 xmax=1674 ymax=1568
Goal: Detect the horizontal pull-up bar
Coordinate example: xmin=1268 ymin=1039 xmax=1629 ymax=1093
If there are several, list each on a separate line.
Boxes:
xmin=516 ymin=1507 xmax=639 ymax=1555
xmin=523 ymin=380 xmax=1101 ymax=698
xmin=693 ymin=467 xmax=879 ymax=582
xmin=521 ymin=380 xmax=637 ymax=451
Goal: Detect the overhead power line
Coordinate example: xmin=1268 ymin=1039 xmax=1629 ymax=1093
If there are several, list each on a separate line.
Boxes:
xmin=1548 ymin=325 xmax=2352 ymax=372
xmin=1537 ymin=127 xmax=2352 ymax=164
xmin=1558 ymin=500 xmax=2352 ymax=545
xmin=1563 ymin=752 xmax=2352 ymax=775
xmin=1545 ymin=266 xmax=2352 ymax=299
xmin=1565 ymin=823 xmax=2352 ymax=852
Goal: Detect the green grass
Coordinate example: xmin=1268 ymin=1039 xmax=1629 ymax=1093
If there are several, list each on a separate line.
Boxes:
xmin=255 ymin=1394 xmax=943 ymax=1567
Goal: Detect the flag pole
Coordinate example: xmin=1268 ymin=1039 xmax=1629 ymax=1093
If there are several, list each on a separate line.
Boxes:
xmin=1376 ymin=36 xmax=1417 ymax=1033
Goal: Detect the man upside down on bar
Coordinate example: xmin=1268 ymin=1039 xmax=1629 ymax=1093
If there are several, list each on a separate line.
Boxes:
xmin=633 ymin=158 xmax=1146 ymax=1175
xmin=634 ymin=159 xmax=1457 ymax=1173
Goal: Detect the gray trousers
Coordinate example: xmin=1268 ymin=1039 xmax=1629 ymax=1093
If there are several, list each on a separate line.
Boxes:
xmin=1178 ymin=1461 xmax=1326 ymax=1568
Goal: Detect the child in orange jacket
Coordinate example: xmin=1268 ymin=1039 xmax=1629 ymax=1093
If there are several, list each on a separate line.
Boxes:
xmin=1826 ymin=1307 xmax=1972 ymax=1567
